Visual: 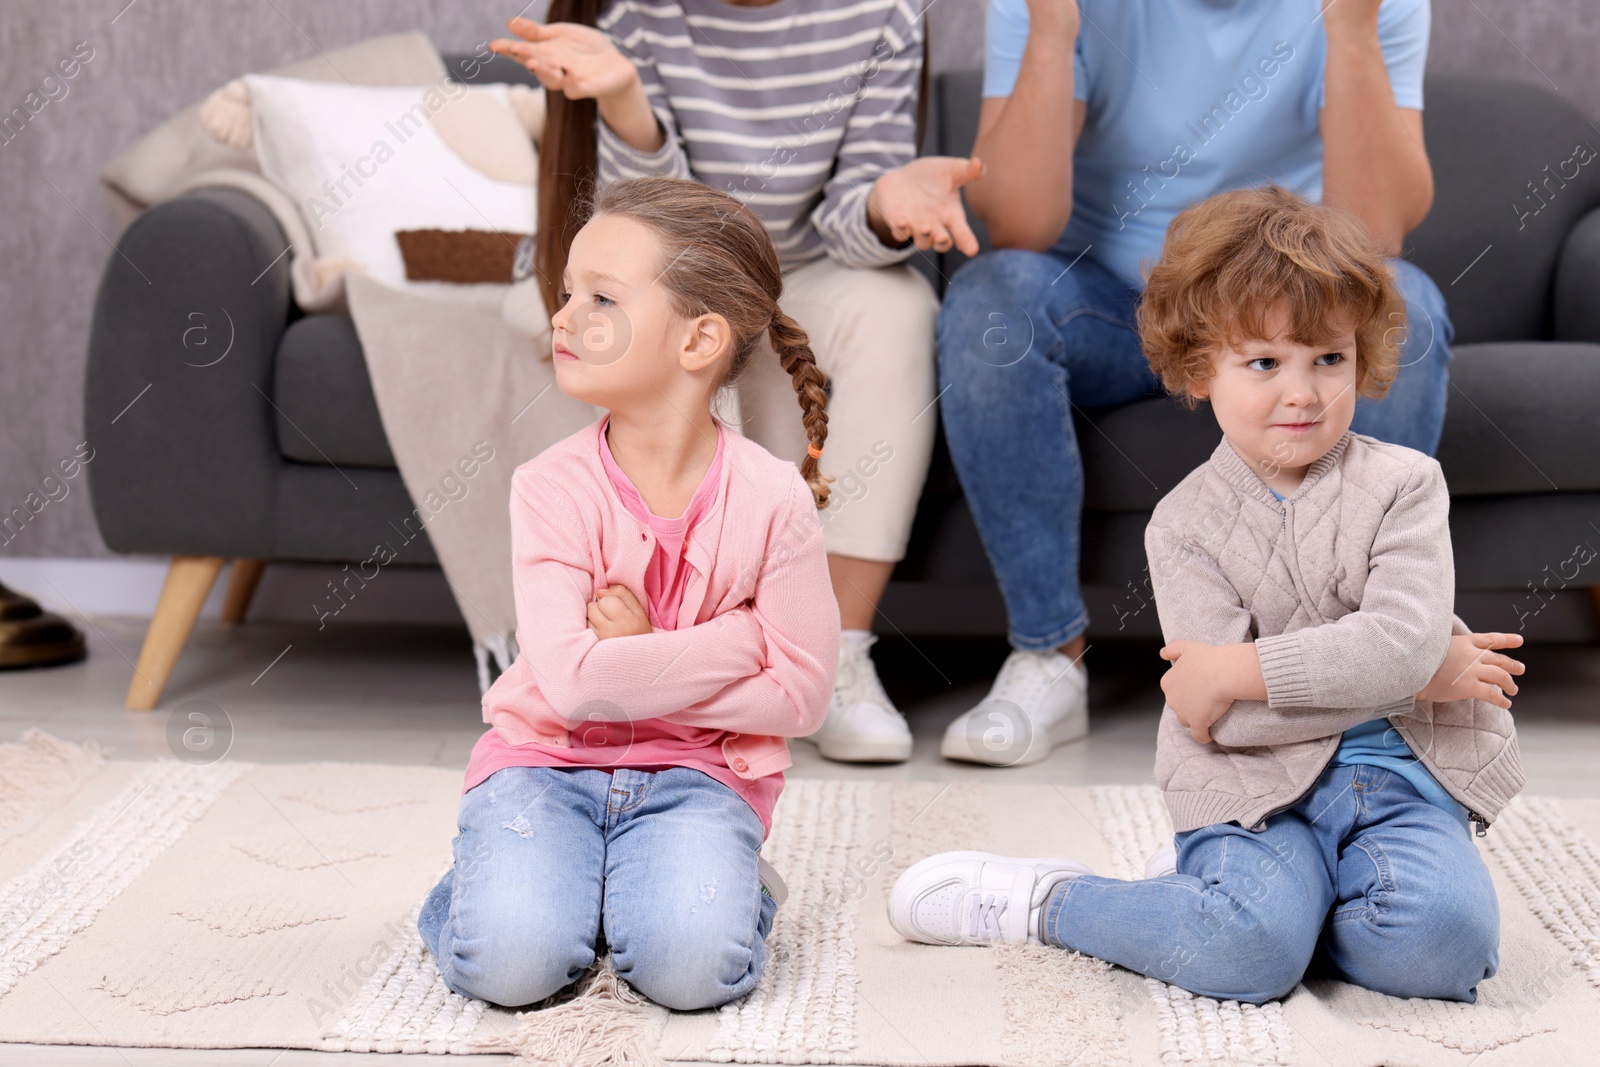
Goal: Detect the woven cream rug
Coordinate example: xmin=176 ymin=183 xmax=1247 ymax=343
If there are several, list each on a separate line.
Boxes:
xmin=1 ymin=729 xmax=1598 ymax=1066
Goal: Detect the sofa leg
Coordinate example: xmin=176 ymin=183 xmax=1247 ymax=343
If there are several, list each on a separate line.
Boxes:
xmin=124 ymin=555 xmax=225 ymax=711
xmin=221 ymin=559 xmax=267 ymax=624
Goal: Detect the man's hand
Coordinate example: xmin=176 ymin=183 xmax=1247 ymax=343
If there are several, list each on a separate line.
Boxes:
xmin=1158 ymin=640 xmax=1264 ymax=745
xmin=866 ymin=156 xmax=984 ymax=255
xmin=1417 ymin=632 xmax=1524 ymax=710
xmin=588 ymin=585 xmax=652 ymax=639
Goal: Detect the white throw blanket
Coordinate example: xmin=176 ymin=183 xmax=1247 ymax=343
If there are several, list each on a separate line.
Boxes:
xmin=97 ymin=31 xmax=598 ymax=692
xmin=343 ymin=273 xmax=597 ymax=690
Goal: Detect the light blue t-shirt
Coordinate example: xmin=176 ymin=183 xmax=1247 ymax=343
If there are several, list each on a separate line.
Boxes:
xmin=1260 ymin=486 xmax=1468 ymax=829
xmin=1329 ymin=719 xmax=1470 ymax=830
xmin=983 ymin=0 xmax=1431 ymax=287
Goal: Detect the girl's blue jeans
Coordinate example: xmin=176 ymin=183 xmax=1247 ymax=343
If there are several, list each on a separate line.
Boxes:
xmin=1043 ymin=764 xmax=1500 ymax=1003
xmin=418 ymin=765 xmax=777 ymax=1010
xmin=936 ymin=249 xmax=1454 ymax=651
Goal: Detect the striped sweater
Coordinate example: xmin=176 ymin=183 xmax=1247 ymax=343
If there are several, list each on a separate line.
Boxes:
xmin=594 ymin=0 xmax=925 ymax=270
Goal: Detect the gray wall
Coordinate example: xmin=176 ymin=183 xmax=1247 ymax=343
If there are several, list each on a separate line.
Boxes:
xmin=1 ymin=0 xmax=1596 ymax=562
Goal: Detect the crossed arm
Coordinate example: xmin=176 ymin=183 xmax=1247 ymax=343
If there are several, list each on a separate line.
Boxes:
xmin=1149 ymin=465 xmax=1522 ymax=747
xmin=502 ymin=471 xmax=836 ymax=740
xmin=1159 ymin=625 xmax=1524 ymax=747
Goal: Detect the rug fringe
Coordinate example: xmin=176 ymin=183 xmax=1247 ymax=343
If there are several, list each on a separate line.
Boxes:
xmin=509 ymin=958 xmax=665 ymax=1067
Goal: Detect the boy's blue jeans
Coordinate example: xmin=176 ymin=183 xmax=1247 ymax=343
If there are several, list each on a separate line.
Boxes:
xmin=936 ymin=250 xmax=1455 ymax=651
xmin=1043 ymin=764 xmax=1500 ymax=1003
xmin=417 ymin=765 xmax=777 ymax=1010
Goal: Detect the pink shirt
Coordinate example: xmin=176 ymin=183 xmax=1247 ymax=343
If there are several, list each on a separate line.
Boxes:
xmin=463 ymin=419 xmax=839 ymax=835
xmin=597 ymin=417 xmax=724 ymax=630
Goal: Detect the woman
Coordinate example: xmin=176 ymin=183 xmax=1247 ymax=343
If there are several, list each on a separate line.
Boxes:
xmin=492 ymin=0 xmax=980 ymax=762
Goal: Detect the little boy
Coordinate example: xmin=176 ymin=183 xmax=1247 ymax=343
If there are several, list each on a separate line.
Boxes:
xmin=887 ymin=186 xmax=1526 ymax=1004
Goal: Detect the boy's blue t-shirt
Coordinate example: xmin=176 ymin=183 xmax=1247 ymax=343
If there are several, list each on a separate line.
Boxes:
xmin=982 ymin=0 xmax=1431 ymax=288
xmin=1330 ymin=720 xmax=1470 ymax=830
xmin=1261 ymin=487 xmax=1469 ymax=829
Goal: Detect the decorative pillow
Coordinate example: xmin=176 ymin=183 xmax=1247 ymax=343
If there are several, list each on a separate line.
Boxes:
xmin=242 ymin=74 xmax=536 ymax=291
xmin=395 ymin=228 xmax=526 ymax=282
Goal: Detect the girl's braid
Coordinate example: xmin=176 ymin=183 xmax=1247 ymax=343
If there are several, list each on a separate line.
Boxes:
xmin=768 ymin=310 xmax=832 ymax=509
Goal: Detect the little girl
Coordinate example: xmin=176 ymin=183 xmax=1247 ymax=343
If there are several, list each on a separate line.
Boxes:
xmin=887 ymin=187 xmax=1526 ymax=1005
xmin=418 ymin=176 xmax=840 ymax=1011
xmin=491 ymin=0 xmax=982 ymax=766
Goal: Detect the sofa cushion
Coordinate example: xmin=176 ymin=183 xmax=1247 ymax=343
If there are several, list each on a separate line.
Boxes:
xmin=897 ymin=336 xmax=1600 ymax=589
xmin=1075 ymin=397 xmax=1223 ymax=511
xmin=244 ymin=75 xmax=536 ymax=292
xmin=1406 ymin=76 xmax=1600 ymax=345
xmin=272 ymin=313 xmax=397 ymax=468
xmin=1069 ymin=340 xmax=1600 ymax=508
xmin=1437 ymin=341 xmax=1600 ymax=495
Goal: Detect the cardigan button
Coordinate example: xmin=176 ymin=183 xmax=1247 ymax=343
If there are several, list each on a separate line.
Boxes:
xmin=731 ymin=757 xmax=749 ymax=772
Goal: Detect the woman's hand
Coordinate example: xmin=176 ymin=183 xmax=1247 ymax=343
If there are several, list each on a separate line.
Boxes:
xmin=866 ymin=156 xmax=985 ymax=255
xmin=490 ymin=17 xmax=638 ymax=101
xmin=491 ymin=17 xmax=664 ymax=154
xmin=588 ymin=584 xmax=653 ymax=639
xmin=1417 ymin=632 xmax=1524 ymax=709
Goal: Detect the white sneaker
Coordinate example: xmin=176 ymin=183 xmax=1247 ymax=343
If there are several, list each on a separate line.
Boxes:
xmin=1144 ymin=843 xmax=1178 ymax=879
xmin=757 ymin=854 xmax=788 ymax=906
xmin=802 ymin=632 xmax=912 ymax=763
xmin=940 ymin=649 xmax=1088 ymax=766
xmin=888 ymin=851 xmax=1094 ymax=946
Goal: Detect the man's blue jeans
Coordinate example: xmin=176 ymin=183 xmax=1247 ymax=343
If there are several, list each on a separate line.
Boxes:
xmin=936 ymin=250 xmax=1454 ymax=650
xmin=417 ymin=765 xmax=777 ymax=1010
xmin=1042 ymin=764 xmax=1500 ymax=1003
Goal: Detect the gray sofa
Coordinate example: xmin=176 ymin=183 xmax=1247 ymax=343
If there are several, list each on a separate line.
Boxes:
xmin=889 ymin=70 xmax=1600 ymax=634
xmin=86 ymin=55 xmax=1600 ymax=706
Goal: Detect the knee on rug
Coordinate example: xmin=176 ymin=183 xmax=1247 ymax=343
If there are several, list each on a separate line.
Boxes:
xmin=437 ymin=917 xmax=597 ymax=1008
xmin=609 ymin=912 xmax=764 ymax=1011
xmin=1149 ymin=906 xmax=1319 ymax=1004
xmin=1327 ymin=893 xmax=1500 ymax=1002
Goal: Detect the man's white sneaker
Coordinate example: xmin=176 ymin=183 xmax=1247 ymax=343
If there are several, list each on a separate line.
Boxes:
xmin=888 ymin=851 xmax=1094 ymax=946
xmin=802 ymin=632 xmax=912 ymax=763
xmin=1144 ymin=842 xmax=1178 ymax=879
xmin=940 ymin=649 xmax=1088 ymax=766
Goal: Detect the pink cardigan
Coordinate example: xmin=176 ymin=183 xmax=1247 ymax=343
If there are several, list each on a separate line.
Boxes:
xmin=480 ymin=420 xmax=840 ymax=781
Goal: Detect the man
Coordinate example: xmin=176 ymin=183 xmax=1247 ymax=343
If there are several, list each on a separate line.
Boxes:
xmin=937 ymin=0 xmax=1450 ymax=765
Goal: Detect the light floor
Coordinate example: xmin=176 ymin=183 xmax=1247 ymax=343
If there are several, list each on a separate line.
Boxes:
xmin=3 ymin=615 xmax=1598 ymax=1065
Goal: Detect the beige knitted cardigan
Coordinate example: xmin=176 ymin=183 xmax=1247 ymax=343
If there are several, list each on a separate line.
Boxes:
xmin=1146 ymin=431 xmax=1524 ymax=834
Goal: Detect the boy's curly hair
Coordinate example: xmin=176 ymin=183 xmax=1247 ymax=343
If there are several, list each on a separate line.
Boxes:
xmin=1137 ymin=185 xmax=1405 ymax=407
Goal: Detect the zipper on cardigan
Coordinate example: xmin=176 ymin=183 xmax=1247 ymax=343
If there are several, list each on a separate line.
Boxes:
xmin=1278 ymin=501 xmax=1322 ymax=624
xmin=1390 ymin=715 xmax=1492 ymax=838
xmin=1248 ymin=745 xmax=1336 ymax=831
